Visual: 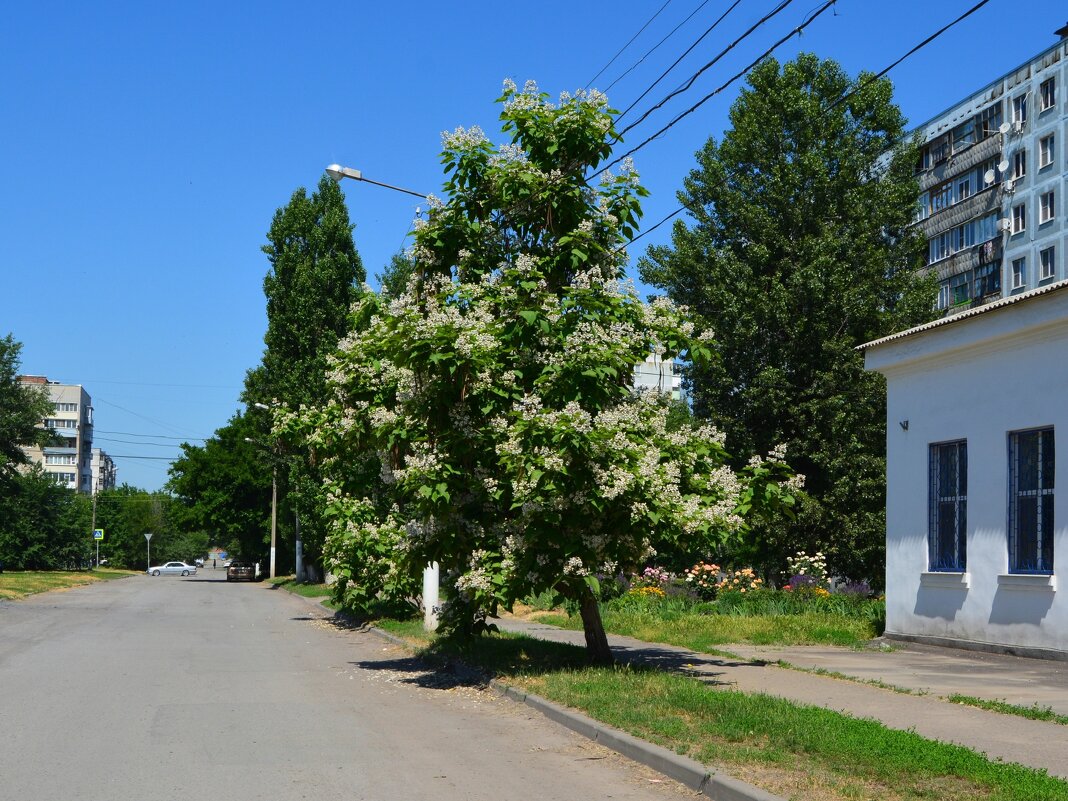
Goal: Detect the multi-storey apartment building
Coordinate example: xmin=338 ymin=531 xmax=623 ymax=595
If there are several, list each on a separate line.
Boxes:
xmin=915 ymin=23 xmax=1067 ymax=313
xmin=90 ymin=448 xmax=117 ymax=494
xmin=17 ymin=375 xmax=97 ymax=493
xmin=633 ymin=354 xmax=685 ymax=401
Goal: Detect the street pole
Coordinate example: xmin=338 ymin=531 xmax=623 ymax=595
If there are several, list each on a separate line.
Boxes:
xmin=144 ymin=532 xmax=153 ymax=572
xmin=269 ymin=463 xmax=277 ymax=579
xmin=294 ymin=510 xmax=303 ymax=583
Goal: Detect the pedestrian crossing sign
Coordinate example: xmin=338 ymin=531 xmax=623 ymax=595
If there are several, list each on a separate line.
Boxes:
xmin=93 ymin=529 xmax=104 ymax=540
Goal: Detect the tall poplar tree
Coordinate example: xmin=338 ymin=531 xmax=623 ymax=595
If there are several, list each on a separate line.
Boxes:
xmin=252 ymin=176 xmax=366 ymax=573
xmin=640 ymin=55 xmax=936 ymax=583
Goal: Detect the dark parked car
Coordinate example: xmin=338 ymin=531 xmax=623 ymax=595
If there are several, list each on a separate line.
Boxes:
xmin=226 ymin=560 xmax=256 ymax=582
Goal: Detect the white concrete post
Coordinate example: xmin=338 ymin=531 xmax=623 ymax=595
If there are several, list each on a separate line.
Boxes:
xmin=422 ymin=562 xmax=440 ymax=632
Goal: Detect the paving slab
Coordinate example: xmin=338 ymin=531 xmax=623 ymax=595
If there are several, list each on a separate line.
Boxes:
xmin=494 ymin=617 xmax=1068 ymax=780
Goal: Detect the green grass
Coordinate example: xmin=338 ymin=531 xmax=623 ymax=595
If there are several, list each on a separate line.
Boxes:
xmin=371 ymin=625 xmax=1068 ymax=801
xmin=267 ymin=576 xmax=333 ymax=597
xmin=535 ymin=606 xmax=878 ymax=649
xmin=0 ymin=568 xmax=135 ymax=600
xmin=948 ymin=695 xmax=1068 ymax=726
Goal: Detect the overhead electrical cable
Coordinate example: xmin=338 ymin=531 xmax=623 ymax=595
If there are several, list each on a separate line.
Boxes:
xmin=615 ymin=0 xmax=745 ymax=124
xmin=605 ymin=0 xmax=716 ymax=95
xmin=824 ymin=0 xmax=993 ymax=115
xmin=587 ymin=0 xmax=675 ymax=89
xmin=604 ymin=0 xmax=839 ymax=173
xmin=621 ymin=0 xmax=998 ymax=251
xmin=94 ymin=430 xmax=207 ymax=441
xmin=618 ymin=0 xmax=796 ymax=134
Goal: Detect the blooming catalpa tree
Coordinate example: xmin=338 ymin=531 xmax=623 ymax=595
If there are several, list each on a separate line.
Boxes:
xmin=282 ymin=80 xmax=798 ymax=663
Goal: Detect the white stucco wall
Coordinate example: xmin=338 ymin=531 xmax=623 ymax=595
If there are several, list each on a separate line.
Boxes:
xmin=866 ymin=282 xmax=1068 ymax=655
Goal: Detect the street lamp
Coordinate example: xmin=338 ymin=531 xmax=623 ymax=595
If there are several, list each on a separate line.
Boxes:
xmin=246 ymin=410 xmax=278 ymax=579
xmin=324 ymin=163 xmax=428 ymax=199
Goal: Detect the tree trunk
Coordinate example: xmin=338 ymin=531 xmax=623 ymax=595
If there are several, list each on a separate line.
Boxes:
xmin=579 ymin=593 xmax=614 ymax=665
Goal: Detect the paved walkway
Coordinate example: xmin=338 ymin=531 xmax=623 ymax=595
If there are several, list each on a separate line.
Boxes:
xmin=495 ymin=616 xmax=1068 ymax=779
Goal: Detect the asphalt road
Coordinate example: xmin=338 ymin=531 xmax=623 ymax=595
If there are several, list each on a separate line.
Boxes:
xmin=0 ymin=571 xmax=696 ymax=801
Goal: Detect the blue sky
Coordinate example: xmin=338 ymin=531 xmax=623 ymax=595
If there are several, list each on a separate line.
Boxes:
xmin=2 ymin=1 xmax=1064 ymax=491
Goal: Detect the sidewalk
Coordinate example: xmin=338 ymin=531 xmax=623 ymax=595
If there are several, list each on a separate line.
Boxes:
xmin=495 ymin=616 xmax=1068 ymax=780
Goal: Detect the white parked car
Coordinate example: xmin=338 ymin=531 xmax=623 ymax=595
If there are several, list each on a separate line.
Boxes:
xmin=147 ymin=561 xmax=198 ymax=576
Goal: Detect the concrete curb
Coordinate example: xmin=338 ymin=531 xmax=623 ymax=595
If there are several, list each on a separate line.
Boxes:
xmin=363 ymin=622 xmax=785 ymax=801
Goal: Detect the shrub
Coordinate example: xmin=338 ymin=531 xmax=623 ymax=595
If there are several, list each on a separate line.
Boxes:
xmin=717 ymin=567 xmax=763 ymax=595
xmin=682 ymin=561 xmax=721 ymax=600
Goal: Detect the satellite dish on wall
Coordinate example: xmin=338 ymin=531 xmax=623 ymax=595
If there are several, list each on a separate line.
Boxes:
xmin=998 ymin=159 xmax=1010 ymax=173
xmin=999 ymin=121 xmax=1011 ymax=135
xmin=984 ymin=169 xmax=996 ymax=184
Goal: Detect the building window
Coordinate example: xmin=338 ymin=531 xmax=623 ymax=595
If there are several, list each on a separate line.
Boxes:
xmin=1039 ymin=134 xmax=1055 ymax=168
xmin=957 ymin=176 xmax=971 ymax=201
xmin=45 ymin=454 xmax=77 ymax=465
xmin=953 ymin=120 xmax=975 ymax=151
xmin=52 ymin=472 xmax=77 ymax=485
xmin=1040 ymin=247 xmax=1056 ymax=280
xmin=975 ymin=261 xmax=1001 ymax=296
xmin=1012 ymin=150 xmax=1027 ymax=179
xmin=45 ymin=418 xmax=78 ymax=429
xmin=1012 ymin=204 xmax=1026 ymax=234
xmin=978 ymin=102 xmax=1003 ymax=139
xmin=930 ymin=181 xmax=953 ymax=213
xmin=1012 ymin=93 xmax=1028 ymax=124
xmin=1040 ymin=191 xmax=1055 ymax=224
xmin=930 ymin=441 xmax=967 ymax=572
xmin=1012 ymin=257 xmax=1026 ymax=289
xmin=1040 ymin=77 xmax=1056 ymax=111
xmin=1009 ymin=427 xmax=1054 ymax=574
xmin=950 ymin=272 xmax=970 ymax=306
xmin=53 ymin=402 xmax=78 ymax=413
xmin=936 ymin=283 xmax=950 ymax=310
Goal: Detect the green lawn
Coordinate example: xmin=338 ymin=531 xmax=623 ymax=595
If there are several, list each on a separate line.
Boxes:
xmin=0 ymin=568 xmax=134 ymax=600
xmin=535 ymin=606 xmax=878 ymax=649
xmin=373 ymin=622 xmax=1068 ymax=801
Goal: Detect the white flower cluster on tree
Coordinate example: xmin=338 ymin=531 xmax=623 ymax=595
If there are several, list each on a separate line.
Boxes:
xmin=279 ymin=78 xmax=798 ymax=639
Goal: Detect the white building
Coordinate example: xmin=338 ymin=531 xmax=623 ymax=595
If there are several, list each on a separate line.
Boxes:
xmin=863 ymin=280 xmax=1068 ymax=658
xmin=633 ymin=354 xmax=685 ymax=401
xmin=17 ymin=376 xmax=96 ymax=494
xmin=90 ymin=448 xmax=117 ymax=494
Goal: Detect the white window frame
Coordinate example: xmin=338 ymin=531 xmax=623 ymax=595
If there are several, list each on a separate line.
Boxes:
xmin=1040 ymin=191 xmax=1055 ymax=224
xmin=1040 ymin=77 xmax=1056 ymax=112
xmin=1013 ymin=149 xmax=1027 ymax=179
xmin=1040 ymin=246 xmax=1056 ymax=281
xmin=1012 ymin=93 xmax=1028 ymax=123
xmin=1012 ymin=204 xmax=1026 ymax=234
xmin=1039 ymin=134 xmax=1055 ymax=168
xmin=1012 ymin=257 xmax=1026 ymax=289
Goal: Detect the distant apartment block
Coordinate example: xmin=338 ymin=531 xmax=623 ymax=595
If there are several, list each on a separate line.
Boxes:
xmin=914 ymin=23 xmax=1068 ymax=313
xmin=90 ymin=448 xmax=117 ymax=494
xmin=17 ymin=375 xmax=112 ymax=494
xmin=633 ymin=354 xmax=685 ymax=401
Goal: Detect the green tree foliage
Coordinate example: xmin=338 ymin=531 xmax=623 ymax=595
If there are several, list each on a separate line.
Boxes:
xmin=167 ymin=412 xmax=272 ymax=564
xmin=640 ymin=55 xmax=936 ymax=583
xmin=92 ymin=485 xmax=195 ymax=569
xmin=0 ymin=467 xmax=91 ymax=569
xmin=284 ymin=81 xmax=797 ymax=663
xmin=254 ymin=176 xmax=368 ymax=573
xmin=0 ymin=334 xmax=53 ymax=482
xmin=377 ymin=251 xmax=416 ymax=299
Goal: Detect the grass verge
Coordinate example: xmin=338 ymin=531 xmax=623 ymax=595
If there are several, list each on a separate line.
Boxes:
xmin=534 ymin=606 xmax=877 ymax=649
xmin=268 ymin=577 xmax=338 ymax=608
xmin=948 ymin=695 xmax=1068 ymax=726
xmin=370 ymin=622 xmax=1068 ymax=801
xmin=0 ymin=568 xmax=135 ymax=600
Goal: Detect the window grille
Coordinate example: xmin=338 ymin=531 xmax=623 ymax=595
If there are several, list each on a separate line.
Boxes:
xmin=1009 ymin=428 xmax=1054 ymax=573
xmin=929 ymin=441 xmax=967 ymax=571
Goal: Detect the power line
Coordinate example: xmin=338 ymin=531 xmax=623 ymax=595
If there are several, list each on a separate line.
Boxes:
xmin=606 ymin=0 xmax=838 ymax=174
xmin=95 ymin=430 xmax=207 ymax=441
xmin=105 ymin=454 xmax=179 ymax=461
xmin=615 ymin=0 xmax=745 ymax=124
xmin=94 ymin=437 xmax=187 ymax=448
xmin=606 ymin=0 xmax=716 ymax=95
xmin=622 ymin=0 xmax=997 ymax=251
xmin=825 ymin=0 xmax=993 ymax=115
xmin=618 ymin=0 xmax=795 ymax=134
xmin=587 ymin=0 xmax=675 ymax=89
